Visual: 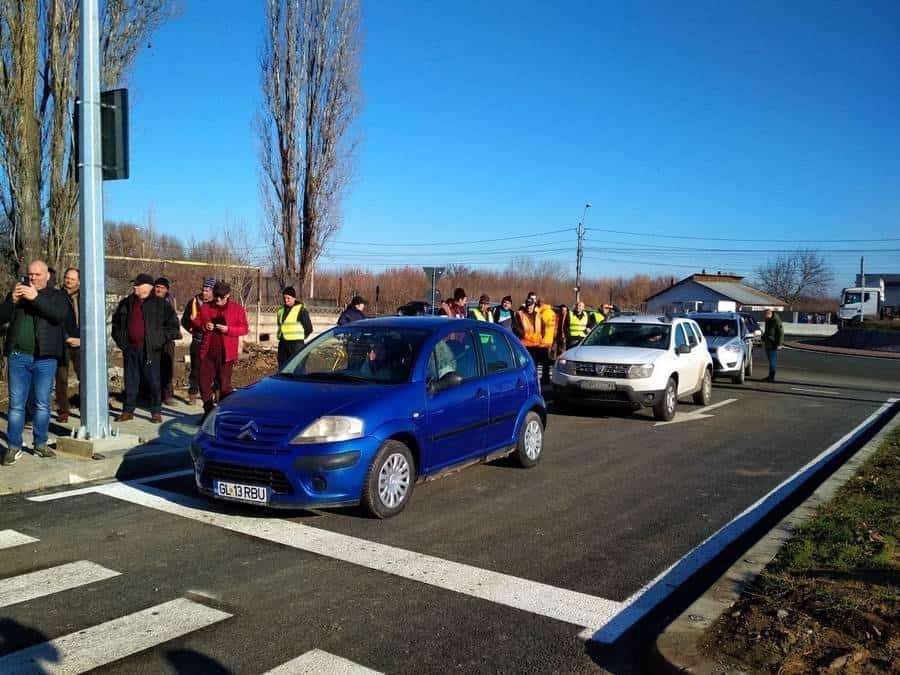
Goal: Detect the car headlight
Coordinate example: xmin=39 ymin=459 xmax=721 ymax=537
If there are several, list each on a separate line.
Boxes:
xmin=721 ymin=342 xmax=743 ymax=354
xmin=627 ymin=363 xmax=654 ymax=379
xmin=198 ymin=408 xmax=219 ymax=437
xmin=555 ymin=358 xmax=575 ymax=375
xmin=289 ymin=416 xmax=365 ymax=445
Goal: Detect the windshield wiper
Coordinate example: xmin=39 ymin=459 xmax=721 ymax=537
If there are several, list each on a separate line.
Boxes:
xmin=302 ymin=372 xmax=371 ymax=383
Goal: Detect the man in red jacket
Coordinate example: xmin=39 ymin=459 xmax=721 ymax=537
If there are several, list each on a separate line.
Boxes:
xmin=192 ymin=281 xmax=249 ymax=416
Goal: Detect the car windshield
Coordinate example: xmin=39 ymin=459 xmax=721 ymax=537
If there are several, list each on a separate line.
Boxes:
xmin=281 ymin=326 xmax=429 ymax=384
xmin=694 ymin=318 xmax=739 ymax=338
xmin=582 ymin=322 xmax=671 ymax=350
xmin=843 ymin=292 xmax=862 ymax=304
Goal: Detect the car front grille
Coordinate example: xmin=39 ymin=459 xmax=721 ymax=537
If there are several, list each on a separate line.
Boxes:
xmin=574 ymin=362 xmax=629 ymax=378
xmin=215 ymin=415 xmax=296 ymax=450
xmin=202 ymin=460 xmax=294 ymax=494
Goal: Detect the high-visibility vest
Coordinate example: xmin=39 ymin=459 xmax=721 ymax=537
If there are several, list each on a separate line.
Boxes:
xmin=539 ymin=305 xmax=556 ymax=348
xmin=470 ymin=308 xmax=493 ymax=322
xmin=277 ymin=304 xmax=306 ymax=341
xmin=592 ymin=310 xmax=605 ymax=325
xmin=518 ymin=310 xmax=542 ymax=347
xmin=568 ymin=312 xmax=588 ymax=337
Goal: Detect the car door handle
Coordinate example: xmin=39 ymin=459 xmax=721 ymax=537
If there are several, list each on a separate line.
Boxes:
xmin=476 ymin=388 xmax=488 ymax=399
xmin=515 ymin=379 xmax=525 ymax=389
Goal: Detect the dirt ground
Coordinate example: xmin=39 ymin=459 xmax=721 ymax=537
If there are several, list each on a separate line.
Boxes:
xmin=700 ymin=428 xmax=900 ymax=673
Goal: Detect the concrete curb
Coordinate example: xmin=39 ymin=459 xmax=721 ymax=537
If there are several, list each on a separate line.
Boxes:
xmin=785 ymin=340 xmax=900 ymax=359
xmin=650 ymin=405 xmax=900 ymax=674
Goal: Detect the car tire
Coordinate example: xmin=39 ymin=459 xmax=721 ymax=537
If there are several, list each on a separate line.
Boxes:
xmin=744 ymin=353 xmax=753 ymax=377
xmin=514 ymin=411 xmax=544 ymax=468
xmin=653 ymin=377 xmax=677 ymax=421
xmin=694 ymin=369 xmax=713 ymax=405
xmin=732 ymin=361 xmax=746 ymax=385
xmin=361 ymin=440 xmax=415 ymax=519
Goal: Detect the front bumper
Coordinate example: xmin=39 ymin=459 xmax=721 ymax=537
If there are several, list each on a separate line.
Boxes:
xmin=709 ymin=349 xmax=742 ymax=374
xmin=550 ymin=371 xmax=664 ymax=407
xmin=191 ymin=434 xmax=382 ymax=509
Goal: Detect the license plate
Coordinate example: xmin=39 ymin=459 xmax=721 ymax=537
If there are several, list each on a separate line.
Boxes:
xmin=213 ymin=480 xmax=269 ymax=504
xmin=579 ymin=380 xmax=616 ymax=391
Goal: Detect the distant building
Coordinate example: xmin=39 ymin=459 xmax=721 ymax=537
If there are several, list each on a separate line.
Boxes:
xmin=855 ymin=273 xmax=900 ymax=308
xmin=645 ymin=273 xmax=784 ymax=314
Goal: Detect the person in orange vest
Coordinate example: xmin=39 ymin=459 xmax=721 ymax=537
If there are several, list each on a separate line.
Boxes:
xmin=512 ymin=294 xmax=543 ymax=367
xmin=536 ymin=297 xmax=557 ymax=385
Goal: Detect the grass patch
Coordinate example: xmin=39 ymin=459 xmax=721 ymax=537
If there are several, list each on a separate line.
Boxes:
xmin=701 ymin=423 xmax=900 ymax=672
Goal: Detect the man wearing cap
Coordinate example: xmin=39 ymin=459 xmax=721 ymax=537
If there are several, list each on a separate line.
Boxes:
xmin=181 ymin=277 xmax=215 ymax=404
xmin=154 ymin=277 xmax=179 ymax=405
xmin=111 ymin=273 xmax=180 ymax=423
xmin=276 ymin=286 xmax=313 ymax=368
xmin=192 ymin=281 xmax=249 ymax=416
xmin=468 ymin=294 xmax=494 ymax=322
xmin=337 ymin=296 xmax=367 ymax=326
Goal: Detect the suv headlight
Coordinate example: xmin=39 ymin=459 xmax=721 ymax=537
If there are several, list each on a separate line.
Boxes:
xmin=627 ymin=364 xmax=654 ymax=378
xmin=290 ymin=416 xmax=364 ymax=445
xmin=198 ymin=408 xmax=219 ymax=437
xmin=721 ymin=342 xmax=743 ymax=354
xmin=555 ymin=358 xmax=575 ymax=375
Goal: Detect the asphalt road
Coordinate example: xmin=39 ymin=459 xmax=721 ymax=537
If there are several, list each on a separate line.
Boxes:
xmin=0 ymin=348 xmax=895 ymax=674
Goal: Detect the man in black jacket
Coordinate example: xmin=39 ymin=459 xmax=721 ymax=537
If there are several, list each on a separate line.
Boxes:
xmin=337 ymin=296 xmax=367 ymax=326
xmin=0 ymin=260 xmax=69 ymax=465
xmin=111 ymin=273 xmax=180 ymax=423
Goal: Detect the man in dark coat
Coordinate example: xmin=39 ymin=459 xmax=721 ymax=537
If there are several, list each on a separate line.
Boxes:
xmin=154 ymin=277 xmax=179 ymax=405
xmin=0 ymin=260 xmax=69 ymax=464
xmin=111 ymin=273 xmax=180 ymax=423
xmin=761 ymin=309 xmax=784 ymax=382
xmin=337 ymin=296 xmax=367 ymax=326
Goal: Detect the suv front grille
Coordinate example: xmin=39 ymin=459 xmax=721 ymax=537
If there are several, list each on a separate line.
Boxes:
xmin=574 ymin=362 xmax=629 ymax=378
xmin=202 ymin=460 xmax=294 ymax=494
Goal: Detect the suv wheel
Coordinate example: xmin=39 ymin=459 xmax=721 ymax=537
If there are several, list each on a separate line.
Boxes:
xmin=744 ymin=352 xmax=753 ymax=377
xmin=362 ymin=440 xmax=415 ymax=519
xmin=653 ymin=377 xmax=677 ymax=421
xmin=694 ymin=368 xmax=712 ymax=405
xmin=732 ymin=360 xmax=746 ymax=385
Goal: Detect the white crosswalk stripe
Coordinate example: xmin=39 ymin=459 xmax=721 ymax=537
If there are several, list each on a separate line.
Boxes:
xmin=0 ymin=598 xmax=232 ymax=674
xmin=265 ymin=650 xmax=383 ymax=674
xmin=0 ymin=561 xmax=120 ymax=608
xmin=0 ymin=529 xmax=38 ymax=550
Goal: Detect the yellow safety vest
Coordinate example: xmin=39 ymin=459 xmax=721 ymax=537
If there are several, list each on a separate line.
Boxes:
xmin=277 ymin=304 xmax=306 ymax=341
xmin=568 ymin=312 xmax=588 ymax=337
xmin=470 ymin=308 xmax=493 ymax=322
xmin=592 ymin=311 xmax=605 ymax=325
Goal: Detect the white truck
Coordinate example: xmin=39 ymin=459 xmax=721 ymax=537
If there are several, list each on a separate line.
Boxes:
xmin=838 ymin=280 xmax=895 ymax=325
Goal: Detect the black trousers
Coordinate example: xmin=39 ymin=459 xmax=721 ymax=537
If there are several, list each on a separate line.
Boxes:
xmin=123 ymin=346 xmax=161 ymax=414
xmin=188 ymin=339 xmax=201 ymax=394
xmin=160 ymin=341 xmax=175 ymax=400
xmin=277 ymin=340 xmax=304 ymax=369
xmin=527 ymin=346 xmax=552 ymax=382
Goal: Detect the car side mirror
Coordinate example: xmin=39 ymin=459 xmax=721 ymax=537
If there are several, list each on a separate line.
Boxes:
xmin=431 ymin=371 xmax=463 ymax=393
xmin=676 ymin=344 xmax=691 ymax=355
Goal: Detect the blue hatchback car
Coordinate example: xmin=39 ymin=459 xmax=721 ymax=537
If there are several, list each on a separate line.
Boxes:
xmin=192 ymin=318 xmax=547 ymax=518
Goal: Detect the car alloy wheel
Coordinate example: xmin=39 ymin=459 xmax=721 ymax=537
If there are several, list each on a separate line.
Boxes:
xmin=666 ymin=384 xmax=676 ymax=414
xmin=378 ymin=452 xmax=410 ymax=509
xmin=654 ymin=377 xmax=677 ymax=421
xmin=514 ymin=411 xmax=544 ymax=468
xmin=524 ymin=419 xmax=542 ymax=460
xmin=695 ymin=369 xmax=712 ymax=404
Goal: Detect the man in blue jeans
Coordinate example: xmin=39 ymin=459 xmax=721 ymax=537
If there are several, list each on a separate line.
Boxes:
xmin=761 ymin=308 xmax=784 ymax=382
xmin=0 ymin=260 xmax=69 ymax=465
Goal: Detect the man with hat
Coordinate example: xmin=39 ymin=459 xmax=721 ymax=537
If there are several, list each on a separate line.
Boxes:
xmin=192 ymin=281 xmax=249 ymax=416
xmin=181 ymin=277 xmax=215 ymax=404
xmin=154 ymin=277 xmax=179 ymax=405
xmin=468 ymin=294 xmax=494 ymax=322
xmin=337 ymin=296 xmax=367 ymax=326
xmin=276 ymin=286 xmax=313 ymax=368
xmin=111 ymin=273 xmax=180 ymax=423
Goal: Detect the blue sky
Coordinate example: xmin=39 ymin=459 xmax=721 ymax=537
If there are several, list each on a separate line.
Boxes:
xmin=104 ymin=0 xmax=900 ymax=285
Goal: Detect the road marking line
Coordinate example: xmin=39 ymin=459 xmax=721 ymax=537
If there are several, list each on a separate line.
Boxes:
xmin=0 ymin=598 xmax=231 ymax=674
xmin=654 ymin=398 xmax=737 ymax=427
xmin=266 ymin=649 xmax=383 ymax=674
xmin=27 ymin=468 xmax=194 ymax=502
xmin=92 ymin=481 xmax=624 ymax=633
xmin=590 ymin=397 xmax=899 ymax=644
xmin=791 ymin=387 xmax=841 ymax=395
xmin=0 ymin=529 xmax=38 ymax=550
xmin=0 ymin=561 xmax=120 ymax=608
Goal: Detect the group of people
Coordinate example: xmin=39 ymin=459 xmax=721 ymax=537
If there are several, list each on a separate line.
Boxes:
xmin=438 ymin=288 xmax=615 ymax=383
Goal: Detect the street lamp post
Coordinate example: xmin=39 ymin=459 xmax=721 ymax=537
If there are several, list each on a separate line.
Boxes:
xmin=575 ymin=202 xmax=591 ymax=305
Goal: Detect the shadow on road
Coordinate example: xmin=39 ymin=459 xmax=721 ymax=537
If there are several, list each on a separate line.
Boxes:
xmin=165 ymin=648 xmax=233 ymax=674
xmin=0 ymin=618 xmax=58 ymax=672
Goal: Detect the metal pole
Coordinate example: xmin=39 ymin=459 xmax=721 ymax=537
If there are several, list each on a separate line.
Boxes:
xmin=575 ymin=221 xmax=584 ymax=305
xmin=78 ymin=0 xmax=109 ymax=439
xmin=860 ymin=256 xmax=865 ymax=324
xmin=256 ymin=267 xmax=262 ymax=343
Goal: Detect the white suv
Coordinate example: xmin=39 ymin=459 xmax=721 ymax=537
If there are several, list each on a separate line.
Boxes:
xmin=552 ymin=315 xmax=713 ymax=421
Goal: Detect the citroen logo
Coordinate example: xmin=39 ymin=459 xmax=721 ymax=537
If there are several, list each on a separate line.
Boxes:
xmin=236 ymin=420 xmax=259 ymax=441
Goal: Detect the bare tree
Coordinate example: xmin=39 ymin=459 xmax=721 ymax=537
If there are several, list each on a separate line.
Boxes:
xmin=258 ymin=0 xmax=361 ymax=294
xmin=0 ymin=0 xmax=175 ymax=274
xmin=755 ymin=249 xmax=835 ymax=306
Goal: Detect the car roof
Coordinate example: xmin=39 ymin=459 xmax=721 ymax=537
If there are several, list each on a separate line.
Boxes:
xmin=607 ymin=314 xmax=675 ymax=324
xmin=688 ymin=312 xmax=742 ymax=320
xmin=351 ymin=317 xmax=504 ymax=331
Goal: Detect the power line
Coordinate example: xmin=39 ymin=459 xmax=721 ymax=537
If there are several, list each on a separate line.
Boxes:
xmin=332 ymin=227 xmax=574 ymax=247
xmin=586 ymin=227 xmax=900 ymax=243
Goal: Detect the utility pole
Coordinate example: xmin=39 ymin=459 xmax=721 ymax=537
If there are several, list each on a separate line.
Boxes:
xmin=78 ymin=0 xmax=110 ymax=440
xmin=860 ymin=256 xmax=865 ymax=324
xmin=574 ymin=203 xmax=591 ymax=304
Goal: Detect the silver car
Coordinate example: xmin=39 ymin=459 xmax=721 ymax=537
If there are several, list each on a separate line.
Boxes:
xmin=690 ymin=312 xmax=758 ymax=384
